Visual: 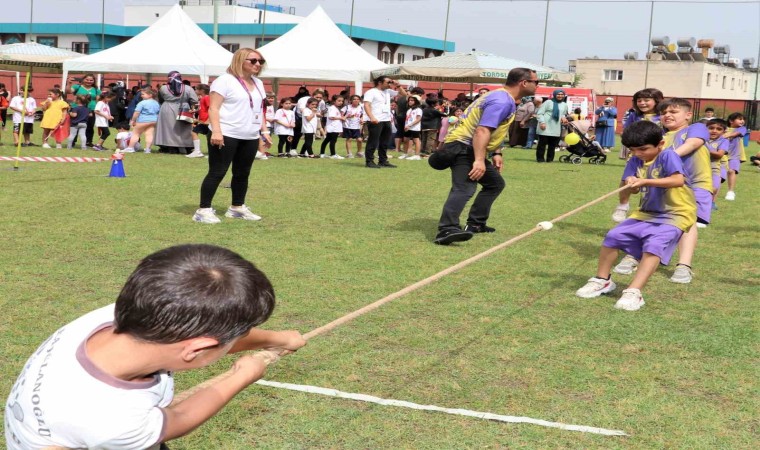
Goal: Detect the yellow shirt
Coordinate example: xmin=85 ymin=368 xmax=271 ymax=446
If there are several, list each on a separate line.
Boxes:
xmin=41 ymin=99 xmax=70 ymax=129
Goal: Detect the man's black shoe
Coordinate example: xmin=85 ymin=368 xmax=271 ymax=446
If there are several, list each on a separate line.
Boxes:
xmin=434 ymin=229 xmax=474 ymax=245
xmin=366 ymin=161 xmax=381 ymax=168
xmin=464 ymin=224 xmax=496 ymax=233
xmin=378 ymin=161 xmax=397 ymax=168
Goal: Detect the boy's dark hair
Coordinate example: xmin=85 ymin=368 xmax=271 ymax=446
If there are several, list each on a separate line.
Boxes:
xmin=194 ymin=83 xmax=210 ymax=94
xmin=621 ymin=121 xmax=664 ymax=148
xmin=409 ymin=87 xmax=425 ymax=96
xmin=632 ymin=88 xmax=664 ymax=114
xmin=707 ymin=118 xmax=728 ymax=130
xmin=114 ymin=244 xmax=275 ymax=345
xmin=425 ymin=98 xmax=437 ymax=107
xmin=75 ymin=95 xmax=88 ymax=105
xmin=704 ymin=107 xmax=714 ymax=113
xmin=305 ymin=97 xmax=318 ymax=106
xmin=116 ymin=121 xmax=130 ymax=130
xmin=727 ymin=112 xmax=745 ymax=122
xmin=658 ymin=97 xmax=692 ymax=113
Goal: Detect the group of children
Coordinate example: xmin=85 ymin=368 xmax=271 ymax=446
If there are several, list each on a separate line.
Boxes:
xmin=577 ymin=89 xmax=750 ymax=311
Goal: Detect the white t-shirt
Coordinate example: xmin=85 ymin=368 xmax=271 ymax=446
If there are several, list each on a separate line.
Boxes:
xmin=265 ymin=105 xmax=275 ymax=129
xmin=209 ymin=73 xmax=265 ymax=140
xmin=295 ymin=96 xmax=310 ymax=118
xmin=405 ymin=107 xmax=422 ymax=131
xmin=325 ymin=105 xmax=344 ymax=133
xmin=5 ymin=304 xmax=173 ymax=450
xmin=10 ymin=96 xmax=37 ymax=124
xmin=363 ymin=88 xmax=397 ymax=122
xmin=94 ymin=101 xmax=111 ymax=127
xmin=342 ymin=104 xmax=363 ymax=130
xmin=301 ymin=108 xmax=319 ymax=134
xmin=116 ymin=131 xmax=131 ymax=149
xmin=273 ymin=109 xmax=295 ymax=136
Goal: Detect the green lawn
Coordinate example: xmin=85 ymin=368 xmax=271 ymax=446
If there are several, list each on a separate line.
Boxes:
xmin=1 ymin=132 xmax=758 ymax=449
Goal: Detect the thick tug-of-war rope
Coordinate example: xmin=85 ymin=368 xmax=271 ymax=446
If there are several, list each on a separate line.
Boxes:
xmin=175 ymin=186 xmax=631 ymax=410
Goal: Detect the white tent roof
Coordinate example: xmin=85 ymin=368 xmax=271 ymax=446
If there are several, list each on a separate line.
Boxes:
xmin=257 ymin=6 xmax=386 ymax=83
xmin=62 ymin=4 xmax=232 ymax=82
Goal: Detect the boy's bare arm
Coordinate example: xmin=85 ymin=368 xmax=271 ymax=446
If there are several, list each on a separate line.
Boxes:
xmin=162 ymin=352 xmax=269 ymax=441
xmin=672 ymin=137 xmax=704 ymax=157
xmin=626 ymin=172 xmax=685 ymax=189
xmin=229 ymin=328 xmax=305 ymax=354
xmin=708 ymin=150 xmax=726 ymax=160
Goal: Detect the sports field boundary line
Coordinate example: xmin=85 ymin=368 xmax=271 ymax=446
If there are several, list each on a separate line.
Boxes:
xmin=256 ymin=379 xmax=629 ymax=436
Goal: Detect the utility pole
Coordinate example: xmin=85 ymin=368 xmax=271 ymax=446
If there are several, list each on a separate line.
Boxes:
xmin=643 ymin=1 xmax=654 ymax=88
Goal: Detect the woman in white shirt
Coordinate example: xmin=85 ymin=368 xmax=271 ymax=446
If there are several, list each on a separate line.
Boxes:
xmin=193 ymin=48 xmax=272 ymax=224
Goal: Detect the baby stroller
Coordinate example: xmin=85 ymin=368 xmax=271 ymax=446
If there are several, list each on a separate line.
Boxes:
xmin=559 ymin=120 xmax=607 ymax=165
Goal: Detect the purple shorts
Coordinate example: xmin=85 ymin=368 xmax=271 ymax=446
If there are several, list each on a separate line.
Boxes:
xmin=693 ymin=187 xmax=711 ymax=224
xmin=728 ymin=159 xmax=741 ymax=173
xmin=720 ymin=166 xmax=727 ymax=181
xmin=603 ymin=219 xmax=683 ymax=265
xmin=712 ymin=174 xmax=721 ymax=190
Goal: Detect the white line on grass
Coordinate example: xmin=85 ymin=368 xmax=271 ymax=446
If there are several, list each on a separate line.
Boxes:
xmin=256 ymin=380 xmax=628 ymax=436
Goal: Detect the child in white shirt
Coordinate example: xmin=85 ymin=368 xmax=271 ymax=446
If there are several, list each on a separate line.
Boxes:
xmin=342 ymin=95 xmax=364 ymax=158
xmin=401 ymin=95 xmax=423 ymax=160
xmin=299 ymin=98 xmax=319 ymax=158
xmin=93 ymin=92 xmax=115 ymax=151
xmin=320 ymin=96 xmax=346 ymax=159
xmin=9 ymin=90 xmax=37 ymax=146
xmin=273 ymin=97 xmax=295 ymax=157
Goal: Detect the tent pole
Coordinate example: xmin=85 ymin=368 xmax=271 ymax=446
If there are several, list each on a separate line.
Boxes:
xmin=273 ymin=78 xmax=279 ymax=97
xmin=16 ymin=72 xmax=20 ymax=93
xmin=14 ymin=68 xmax=32 ymax=171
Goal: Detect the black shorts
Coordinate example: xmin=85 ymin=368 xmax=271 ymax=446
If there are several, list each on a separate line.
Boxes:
xmin=13 ymin=123 xmax=33 ymax=134
xmin=342 ymin=128 xmax=361 ymax=139
xmin=193 ymin=123 xmax=210 ymax=135
xmin=404 ymin=130 xmax=421 ymax=139
xmin=395 ymin=117 xmax=406 ymax=139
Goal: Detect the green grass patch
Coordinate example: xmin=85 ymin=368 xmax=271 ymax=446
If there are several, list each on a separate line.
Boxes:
xmin=1 ymin=132 xmax=758 ymax=449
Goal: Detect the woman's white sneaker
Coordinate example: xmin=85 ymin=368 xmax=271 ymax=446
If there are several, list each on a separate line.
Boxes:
xmin=575 ymin=277 xmax=616 ymax=298
xmin=193 ymin=208 xmax=221 ymax=224
xmin=613 ymin=255 xmax=639 ymax=274
xmin=225 ymin=205 xmax=262 ymax=221
xmin=614 ymin=289 xmax=645 ymax=311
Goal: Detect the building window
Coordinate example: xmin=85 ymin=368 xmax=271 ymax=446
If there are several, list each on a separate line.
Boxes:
xmin=731 ymin=78 xmax=735 ymax=90
xmin=722 ymin=76 xmax=726 ymax=89
xmin=744 ymin=80 xmax=748 ymax=92
xmin=380 ymin=51 xmax=391 ymax=64
xmin=254 ymin=37 xmax=275 ymax=47
xmin=220 ymin=43 xmax=240 ymax=52
xmin=36 ymin=36 xmax=58 ymax=48
xmin=602 ymin=69 xmax=623 ymax=81
xmin=396 ymin=53 xmax=405 ymax=64
xmin=706 ymin=73 xmax=711 ymax=86
xmin=72 ymin=42 xmax=89 ymax=54
xmin=412 ymin=55 xmax=424 ymax=61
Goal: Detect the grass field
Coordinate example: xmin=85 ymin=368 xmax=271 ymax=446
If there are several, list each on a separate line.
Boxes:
xmin=1 ymin=132 xmax=758 ymax=449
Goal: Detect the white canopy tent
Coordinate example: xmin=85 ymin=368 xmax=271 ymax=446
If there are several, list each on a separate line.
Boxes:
xmin=62 ymin=4 xmax=232 ymax=87
xmin=257 ymin=6 xmax=387 ymax=94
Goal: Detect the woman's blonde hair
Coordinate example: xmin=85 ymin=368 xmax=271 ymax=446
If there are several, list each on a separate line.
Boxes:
xmin=227 ymin=48 xmax=264 ymax=78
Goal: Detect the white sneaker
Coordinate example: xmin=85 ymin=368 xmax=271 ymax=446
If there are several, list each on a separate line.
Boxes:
xmin=575 ymin=277 xmax=617 ymax=298
xmin=346 ymin=153 xmax=354 ymax=158
xmin=330 ymin=154 xmax=345 ymax=160
xmin=319 ymin=154 xmax=329 ymax=159
xmin=144 ymin=150 xmax=151 ymax=154
xmin=225 ymin=205 xmax=262 ymax=221
xmin=614 ymin=288 xmax=645 ymax=311
xmin=725 ymin=191 xmax=735 ymax=201
xmin=407 ymin=155 xmax=422 ymax=161
xmin=193 ymin=208 xmax=221 ymax=224
xmin=42 ymin=143 xmax=51 ymax=149
xmin=121 ymin=147 xmax=135 ymax=153
xmin=398 ymin=154 xmax=407 ymax=159
xmin=670 ymin=264 xmax=693 ymax=284
xmin=56 ymin=144 xmax=62 ymax=149
xmin=356 ymin=152 xmax=364 ymax=158
xmin=612 ymin=205 xmax=629 ymax=223
xmin=696 ymin=222 xmax=707 ymax=228
xmin=255 ymin=151 xmax=268 ymax=160
xmin=289 ymin=149 xmax=299 ymax=157
xmin=613 ymin=255 xmax=639 ymax=275
xmin=186 ymin=150 xmax=204 ymax=158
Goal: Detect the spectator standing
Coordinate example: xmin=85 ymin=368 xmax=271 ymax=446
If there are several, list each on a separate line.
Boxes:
xmin=154 ymin=71 xmax=198 ymax=154
xmin=40 ymin=88 xmax=70 ymax=149
xmin=9 ymin=88 xmax=36 ymax=147
xmin=595 ymin=97 xmax=618 ymax=152
xmin=363 ymin=76 xmax=407 ymax=168
xmin=68 ymin=74 xmax=100 ymax=147
xmin=523 ymin=97 xmax=543 ymax=149
xmin=508 ymin=96 xmax=534 ymax=147
xmin=535 ymin=90 xmax=569 ymax=162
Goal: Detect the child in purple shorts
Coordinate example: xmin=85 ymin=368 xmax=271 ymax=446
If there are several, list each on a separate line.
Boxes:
xmin=576 ymin=121 xmax=696 ymax=311
xmin=723 ymin=112 xmax=747 ymax=201
xmin=704 ymin=119 xmax=729 ymax=209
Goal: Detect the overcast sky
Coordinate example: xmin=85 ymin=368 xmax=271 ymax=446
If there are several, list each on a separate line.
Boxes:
xmin=282 ymin=0 xmax=760 ymax=70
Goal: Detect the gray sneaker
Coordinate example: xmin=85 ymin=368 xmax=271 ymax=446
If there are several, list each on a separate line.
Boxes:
xmin=193 ymin=208 xmax=221 ymax=224
xmin=575 ymin=277 xmax=617 ymax=298
xmin=613 ymin=255 xmax=639 ymax=275
xmin=670 ymin=265 xmax=693 ymax=284
xmin=225 ymin=205 xmax=262 ymax=221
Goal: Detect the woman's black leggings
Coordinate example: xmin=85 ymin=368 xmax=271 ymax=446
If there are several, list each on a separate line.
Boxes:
xmin=98 ymin=126 xmax=110 ymax=141
xmin=320 ymin=132 xmax=339 ymax=155
xmin=277 ymin=134 xmax=291 ymax=154
xmin=199 ymin=135 xmax=258 ymax=208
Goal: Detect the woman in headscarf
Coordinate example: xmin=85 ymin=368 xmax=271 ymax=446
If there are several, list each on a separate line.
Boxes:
xmin=534 ymin=89 xmax=569 ymax=162
xmin=594 ymin=97 xmax=618 ymax=152
xmin=508 ymin=96 xmax=535 ymax=147
xmin=154 ymin=71 xmax=198 ymax=154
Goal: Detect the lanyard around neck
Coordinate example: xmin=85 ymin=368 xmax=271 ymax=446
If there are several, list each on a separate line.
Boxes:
xmin=236 ymin=76 xmax=263 ymax=110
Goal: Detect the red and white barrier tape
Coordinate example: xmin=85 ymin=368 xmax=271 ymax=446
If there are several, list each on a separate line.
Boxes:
xmin=0 ymin=156 xmax=110 ymax=163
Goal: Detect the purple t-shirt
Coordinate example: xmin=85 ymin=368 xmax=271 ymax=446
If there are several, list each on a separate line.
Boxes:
xmin=626 ymin=149 xmax=697 ymax=231
xmin=445 ymin=90 xmax=516 ymax=151
xmin=623 ymin=112 xmax=660 ymax=128
xmin=727 ymin=126 xmax=747 ymax=160
xmin=665 ymin=123 xmax=712 ymax=192
xmin=706 ymin=137 xmax=729 ymax=172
